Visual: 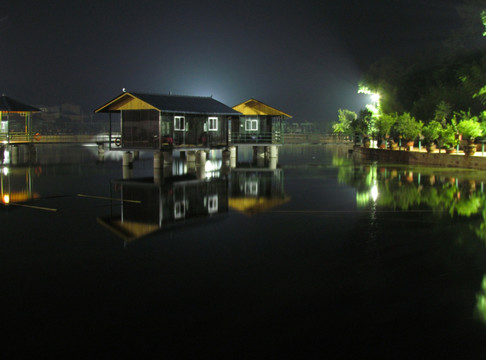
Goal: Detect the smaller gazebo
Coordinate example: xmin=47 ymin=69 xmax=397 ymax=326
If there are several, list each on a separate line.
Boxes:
xmin=231 ymin=99 xmax=292 ymax=144
xmin=0 ymin=94 xmax=40 ymax=143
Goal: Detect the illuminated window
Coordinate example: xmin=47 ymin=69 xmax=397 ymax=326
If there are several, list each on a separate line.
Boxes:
xmin=245 ymin=181 xmax=258 ymax=196
xmin=174 ymin=116 xmax=185 ymax=131
xmin=206 ymin=195 xmax=218 ymax=214
xmin=208 ymin=117 xmax=218 ymax=131
xmin=245 ymin=119 xmax=258 ymax=131
xmin=174 ymin=201 xmax=187 ymax=219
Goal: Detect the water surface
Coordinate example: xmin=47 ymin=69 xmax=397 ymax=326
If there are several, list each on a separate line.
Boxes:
xmin=2 ymin=144 xmax=486 ymax=358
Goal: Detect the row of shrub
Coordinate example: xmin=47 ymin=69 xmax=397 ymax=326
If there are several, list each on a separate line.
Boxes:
xmin=333 ymin=107 xmax=486 ymax=151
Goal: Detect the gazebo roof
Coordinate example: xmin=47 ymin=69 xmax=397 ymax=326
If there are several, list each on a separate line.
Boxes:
xmin=0 ymin=95 xmax=40 ymax=113
xmin=232 ymin=98 xmax=292 ymax=118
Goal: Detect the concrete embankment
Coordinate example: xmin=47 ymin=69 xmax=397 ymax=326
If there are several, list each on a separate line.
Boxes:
xmin=353 ymin=146 xmax=486 ymax=171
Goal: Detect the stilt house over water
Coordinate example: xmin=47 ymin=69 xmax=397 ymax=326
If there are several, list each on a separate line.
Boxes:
xmin=95 ymin=92 xmax=241 ymax=150
xmin=231 ymin=98 xmax=291 ymax=145
xmin=0 ymin=95 xmax=40 ymax=143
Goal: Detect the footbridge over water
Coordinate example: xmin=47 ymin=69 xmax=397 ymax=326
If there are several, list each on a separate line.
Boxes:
xmin=0 ymin=132 xmax=121 ymax=146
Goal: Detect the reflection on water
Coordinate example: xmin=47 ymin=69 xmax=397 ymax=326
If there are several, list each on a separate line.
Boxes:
xmin=4 ymin=144 xmax=486 ymax=357
xmin=1 ymin=165 xmax=39 ymax=205
xmin=98 ymin=158 xmax=289 ymax=243
xmin=98 ymin=175 xmax=229 ymax=243
xmin=229 ymin=166 xmax=290 ymax=215
xmin=338 ymin=158 xmax=486 ymax=234
xmin=335 ymin=153 xmax=486 ymax=325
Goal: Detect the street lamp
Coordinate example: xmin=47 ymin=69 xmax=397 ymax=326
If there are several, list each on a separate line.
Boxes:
xmin=371 ymin=93 xmax=380 ymax=106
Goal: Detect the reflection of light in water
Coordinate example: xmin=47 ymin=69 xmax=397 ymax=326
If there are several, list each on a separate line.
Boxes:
xmin=4 ymin=149 xmax=10 ymax=164
xmin=2 ymin=166 xmax=8 ymax=175
xmin=356 ymin=192 xmax=370 ymax=207
xmin=205 ymin=159 xmax=221 ymax=172
xmin=83 ymin=145 xmax=126 ymax=161
xmin=371 ymin=183 xmax=378 ymax=202
xmin=173 ymin=160 xmax=187 ymax=176
xmin=204 ymin=160 xmax=221 ymax=179
xmin=476 ymin=275 xmax=486 ymax=323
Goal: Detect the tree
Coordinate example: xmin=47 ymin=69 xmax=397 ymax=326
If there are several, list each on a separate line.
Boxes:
xmin=374 ymin=113 xmax=396 ymax=142
xmin=332 ymin=109 xmax=357 ymax=136
xmin=422 ymin=120 xmax=442 ymax=145
xmin=456 ymin=110 xmax=483 ymax=143
xmin=352 ymin=109 xmax=372 ymax=137
xmin=393 ymin=113 xmax=423 ymax=142
xmin=434 ymin=101 xmax=452 ymax=126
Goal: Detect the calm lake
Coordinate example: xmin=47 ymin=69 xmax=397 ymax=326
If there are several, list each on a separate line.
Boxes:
xmin=2 ymin=143 xmax=486 ymax=358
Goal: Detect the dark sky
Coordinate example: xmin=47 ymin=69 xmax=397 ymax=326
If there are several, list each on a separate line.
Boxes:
xmin=0 ymin=0 xmax=469 ymax=127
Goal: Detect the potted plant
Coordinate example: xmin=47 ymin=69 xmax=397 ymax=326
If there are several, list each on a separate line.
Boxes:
xmin=352 ymin=109 xmax=372 ymax=148
xmin=440 ymin=121 xmax=459 ymax=153
xmin=457 ymin=117 xmax=483 ymax=155
xmin=393 ymin=113 xmax=423 ymax=150
xmin=374 ymin=113 xmax=396 ymax=150
xmin=421 ymin=120 xmax=442 ymax=153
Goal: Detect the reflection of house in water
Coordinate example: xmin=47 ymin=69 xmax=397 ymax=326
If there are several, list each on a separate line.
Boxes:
xmin=0 ymin=165 xmax=40 ymax=205
xmin=228 ymin=166 xmax=290 ymax=215
xmin=97 ymin=175 xmax=229 ymax=243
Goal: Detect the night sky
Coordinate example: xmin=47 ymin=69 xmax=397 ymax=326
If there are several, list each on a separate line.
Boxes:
xmin=0 ymin=0 xmax=470 ymax=127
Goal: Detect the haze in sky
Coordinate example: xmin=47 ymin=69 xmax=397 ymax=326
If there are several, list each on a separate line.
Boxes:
xmin=0 ymin=0 xmax=469 ymax=127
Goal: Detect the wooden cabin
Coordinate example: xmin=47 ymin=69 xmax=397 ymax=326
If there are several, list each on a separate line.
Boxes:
xmin=231 ymin=99 xmax=291 ymax=145
xmin=0 ymin=95 xmax=40 ymax=143
xmin=95 ymin=92 xmax=241 ymax=150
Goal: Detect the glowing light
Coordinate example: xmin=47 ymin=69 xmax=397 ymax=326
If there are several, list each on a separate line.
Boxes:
xmin=204 ymin=160 xmax=222 ymax=173
xmin=3 ymin=194 xmax=9 ymax=204
xmin=2 ymin=167 xmax=7 ymax=175
xmin=371 ymin=184 xmax=379 ymax=202
xmin=371 ymin=93 xmax=380 ymax=103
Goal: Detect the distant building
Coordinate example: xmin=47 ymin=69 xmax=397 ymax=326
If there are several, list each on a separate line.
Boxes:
xmin=33 ymin=103 xmax=99 ymax=134
xmin=95 ymin=92 xmax=241 ymax=150
xmin=286 ymin=121 xmax=316 ymax=134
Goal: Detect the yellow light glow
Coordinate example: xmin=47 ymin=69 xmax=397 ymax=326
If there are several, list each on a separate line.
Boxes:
xmin=3 ymin=194 xmax=10 ymax=204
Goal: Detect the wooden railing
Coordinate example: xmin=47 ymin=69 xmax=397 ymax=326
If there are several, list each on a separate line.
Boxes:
xmin=230 ymin=131 xmax=282 ymax=144
xmin=0 ymin=132 xmax=120 ymax=144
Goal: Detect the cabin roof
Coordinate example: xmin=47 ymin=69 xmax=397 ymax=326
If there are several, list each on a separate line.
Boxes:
xmin=232 ymin=98 xmax=292 ymax=118
xmin=228 ymin=196 xmax=291 ymax=215
xmin=0 ymin=95 xmax=40 ymax=113
xmin=95 ymin=92 xmax=241 ymax=115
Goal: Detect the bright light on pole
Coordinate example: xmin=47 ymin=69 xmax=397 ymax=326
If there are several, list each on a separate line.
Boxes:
xmin=371 ymin=93 xmax=380 ymax=104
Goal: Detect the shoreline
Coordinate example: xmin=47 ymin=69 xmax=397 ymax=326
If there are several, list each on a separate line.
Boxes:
xmin=352 ymin=145 xmax=486 ymax=171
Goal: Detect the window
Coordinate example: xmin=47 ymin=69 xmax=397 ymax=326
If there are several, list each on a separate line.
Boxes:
xmin=245 ymin=119 xmax=258 ymax=131
xmin=174 ymin=200 xmax=187 ymax=219
xmin=208 ymin=117 xmax=218 ymax=131
xmin=205 ymin=195 xmax=218 ymax=214
xmin=174 ymin=116 xmax=185 ymax=131
xmin=245 ymin=181 xmax=258 ymax=196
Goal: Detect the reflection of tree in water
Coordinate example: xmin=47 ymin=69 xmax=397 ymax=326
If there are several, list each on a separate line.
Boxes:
xmin=333 ymin=156 xmax=486 ymax=324
xmin=337 ymin=159 xmax=486 ymax=222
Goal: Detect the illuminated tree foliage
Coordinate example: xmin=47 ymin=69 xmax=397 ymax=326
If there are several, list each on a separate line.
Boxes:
xmin=359 ymin=4 xmax=486 ymax=123
xmin=332 ymin=109 xmax=357 ymax=136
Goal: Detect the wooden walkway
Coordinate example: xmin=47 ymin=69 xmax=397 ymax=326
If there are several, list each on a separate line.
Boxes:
xmin=0 ymin=133 xmax=120 ymax=145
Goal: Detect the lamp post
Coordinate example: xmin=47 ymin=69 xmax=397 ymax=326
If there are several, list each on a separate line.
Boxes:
xmin=370 ymin=93 xmax=380 ymax=148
